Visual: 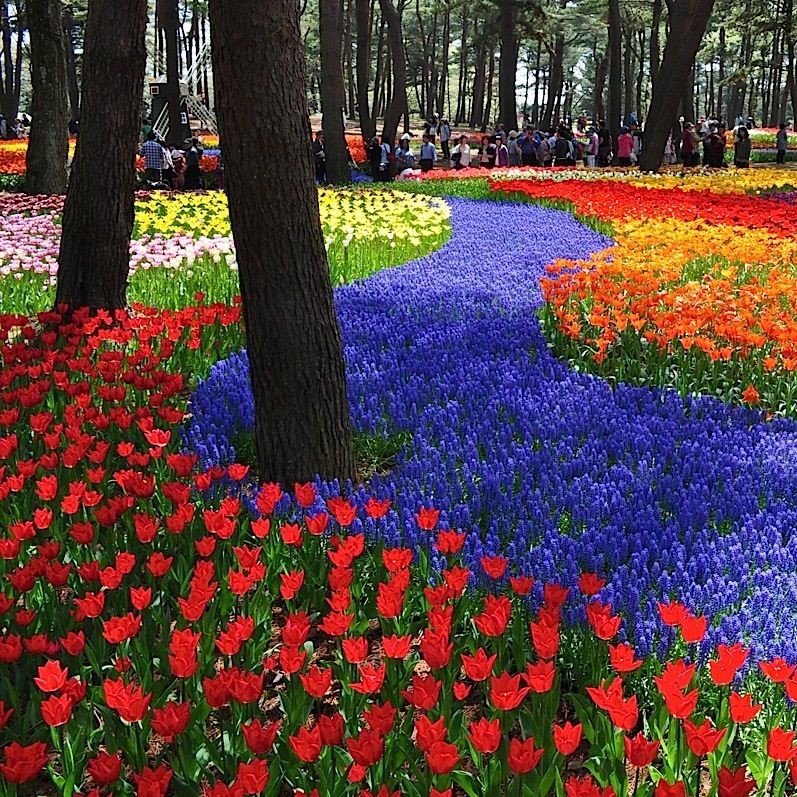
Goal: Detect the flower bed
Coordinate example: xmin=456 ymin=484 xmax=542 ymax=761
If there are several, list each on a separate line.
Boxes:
xmin=0 ymin=188 xmax=450 ymax=316
xmin=186 ymin=197 xmax=797 ymax=671
xmin=0 ymin=308 xmax=796 ymax=795
xmin=485 ymin=178 xmax=797 ymax=414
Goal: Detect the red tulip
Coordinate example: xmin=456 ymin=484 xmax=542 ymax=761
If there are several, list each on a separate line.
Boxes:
xmin=468 ymin=716 xmax=501 ymax=755
xmin=554 ymin=721 xmax=583 ymax=755
xmin=508 ymin=737 xmax=544 ymax=774
xmin=624 ymin=733 xmax=659 ymax=767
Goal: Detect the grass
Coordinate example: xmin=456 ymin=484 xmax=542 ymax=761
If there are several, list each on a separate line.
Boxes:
xmin=231 ymin=428 xmax=412 ymax=483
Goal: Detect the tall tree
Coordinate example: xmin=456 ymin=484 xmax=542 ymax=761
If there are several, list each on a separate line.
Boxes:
xmin=56 ymin=0 xmax=148 ymax=310
xmin=607 ymin=0 xmax=622 ymax=136
xmin=158 ymin=0 xmax=182 ymax=141
xmin=497 ymin=0 xmax=518 ymax=130
xmin=355 ymin=0 xmax=375 ymax=140
xmin=378 ymin=0 xmax=406 ymax=144
xmin=208 ymin=0 xmax=355 ymax=484
xmin=319 ymin=0 xmax=351 ymax=183
xmin=639 ymin=0 xmax=715 ymax=172
xmin=25 ymin=0 xmax=68 ymax=195
xmin=63 ymin=7 xmax=80 ymax=127
xmin=0 ymin=2 xmax=22 ymax=124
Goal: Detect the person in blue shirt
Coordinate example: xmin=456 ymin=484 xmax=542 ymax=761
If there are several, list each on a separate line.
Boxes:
xmin=419 ymin=134 xmax=437 ymax=172
xmin=518 ymin=126 xmax=538 ymax=166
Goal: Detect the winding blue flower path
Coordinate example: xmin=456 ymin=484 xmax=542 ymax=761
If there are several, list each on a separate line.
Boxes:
xmin=186 ymin=198 xmax=797 ymax=661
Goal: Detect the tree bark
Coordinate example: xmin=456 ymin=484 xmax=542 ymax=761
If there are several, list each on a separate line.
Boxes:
xmin=454 ymin=6 xmax=468 ymax=124
xmin=379 ymin=0 xmax=406 ymax=145
xmin=639 ymin=0 xmax=715 ymax=172
xmin=56 ymin=0 xmax=148 ymax=310
xmin=623 ymin=24 xmax=633 ymax=122
xmin=208 ymin=0 xmax=355 ymax=485
xmin=355 ymin=0 xmax=374 ymax=140
xmin=607 ymin=0 xmax=622 ymax=138
xmin=25 ymin=0 xmax=68 ymax=195
xmin=593 ymin=44 xmax=608 ymax=123
xmin=497 ymin=0 xmax=518 ymax=130
xmin=650 ymin=0 xmax=661 ymax=88
xmin=541 ymin=34 xmax=564 ymax=130
xmin=158 ymin=0 xmax=183 ymax=142
xmin=319 ymin=0 xmax=350 ymax=183
xmin=483 ymin=47 xmax=495 ymax=131
xmin=63 ymin=9 xmax=80 ymax=126
xmin=470 ymin=38 xmax=486 ymax=128
xmin=0 ymin=2 xmax=19 ymax=122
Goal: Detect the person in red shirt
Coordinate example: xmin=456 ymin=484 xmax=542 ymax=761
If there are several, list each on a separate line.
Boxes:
xmin=616 ymin=127 xmax=634 ymax=166
xmin=681 ymin=122 xmax=698 ymax=166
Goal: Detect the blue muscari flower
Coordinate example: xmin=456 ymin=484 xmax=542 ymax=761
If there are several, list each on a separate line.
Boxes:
xmin=183 ymin=196 xmax=797 ymax=661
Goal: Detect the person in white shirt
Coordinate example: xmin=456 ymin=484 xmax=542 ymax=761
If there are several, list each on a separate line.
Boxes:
xmin=451 ymin=135 xmax=471 ymax=169
xmin=586 ymin=127 xmax=599 ymax=167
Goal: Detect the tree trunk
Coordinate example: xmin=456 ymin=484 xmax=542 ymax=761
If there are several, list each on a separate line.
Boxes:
xmin=607 ymin=0 xmax=622 ymax=138
xmin=593 ymin=46 xmax=608 ymax=123
xmin=208 ymin=0 xmax=355 ymax=485
xmin=650 ymin=0 xmax=662 ymax=88
xmin=639 ymin=0 xmax=715 ymax=172
xmin=483 ymin=47 xmax=495 ymax=131
xmin=158 ymin=0 xmax=183 ymax=142
xmin=25 ymin=0 xmax=69 ymax=195
xmin=497 ymin=0 xmax=518 ymax=130
xmin=541 ymin=34 xmax=564 ymax=130
xmin=379 ymin=0 xmax=405 ymax=145
xmin=56 ymin=0 xmax=148 ymax=310
xmin=454 ymin=6 xmax=468 ymax=124
xmin=355 ymin=0 xmax=374 ymax=140
xmin=437 ymin=2 xmax=450 ymax=117
xmin=532 ymin=37 xmax=541 ymax=124
xmin=319 ymin=0 xmax=350 ymax=183
xmin=0 ymin=2 xmax=18 ymax=122
xmin=470 ymin=39 xmax=486 ymax=128
xmin=623 ymin=25 xmax=633 ymax=123
xmin=63 ymin=10 xmax=80 ymax=125
xmin=372 ymin=13 xmax=385 ymax=122
xmin=716 ymin=25 xmax=725 ymax=120
xmin=344 ymin=0 xmax=356 ymax=116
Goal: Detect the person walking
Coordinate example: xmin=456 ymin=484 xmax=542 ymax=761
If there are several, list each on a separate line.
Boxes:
xmin=518 ymin=126 xmax=537 ymax=166
xmin=554 ymin=127 xmax=575 ymax=166
xmin=777 ymin=122 xmax=788 ymax=164
xmin=616 ymin=126 xmax=634 ymax=166
xmin=597 ymin=120 xmax=612 ymax=166
xmin=478 ymin=135 xmax=496 ymax=168
xmin=495 ymin=133 xmax=509 ymax=167
xmin=395 ymin=134 xmax=417 ymax=173
xmin=312 ymin=130 xmax=327 ymax=184
xmin=140 ymin=131 xmax=166 ymax=184
xmin=586 ymin=126 xmax=599 ymax=167
xmin=451 ymin=135 xmax=471 ymax=169
xmin=681 ymin=123 xmax=697 ymax=166
xmin=733 ymin=126 xmax=751 ymax=168
xmin=419 ymin=134 xmax=437 ymax=172
xmin=438 ymin=118 xmax=452 ymax=160
xmin=183 ymin=138 xmax=203 ymax=190
xmin=707 ymin=126 xmax=727 ymax=168
xmin=507 ymin=130 xmax=522 ymax=166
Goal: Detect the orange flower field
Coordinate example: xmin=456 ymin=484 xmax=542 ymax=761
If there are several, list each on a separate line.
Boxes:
xmin=489 ymin=172 xmax=797 ymax=414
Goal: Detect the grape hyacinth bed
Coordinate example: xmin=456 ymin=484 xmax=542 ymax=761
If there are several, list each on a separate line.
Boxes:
xmin=185 ymin=198 xmax=797 ymax=664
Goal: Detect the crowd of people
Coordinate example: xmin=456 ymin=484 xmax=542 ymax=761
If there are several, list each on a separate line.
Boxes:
xmin=357 ymin=118 xmax=649 ymax=180
xmin=339 ymin=113 xmax=794 ymax=179
xmin=139 ymin=130 xmax=211 ymax=190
